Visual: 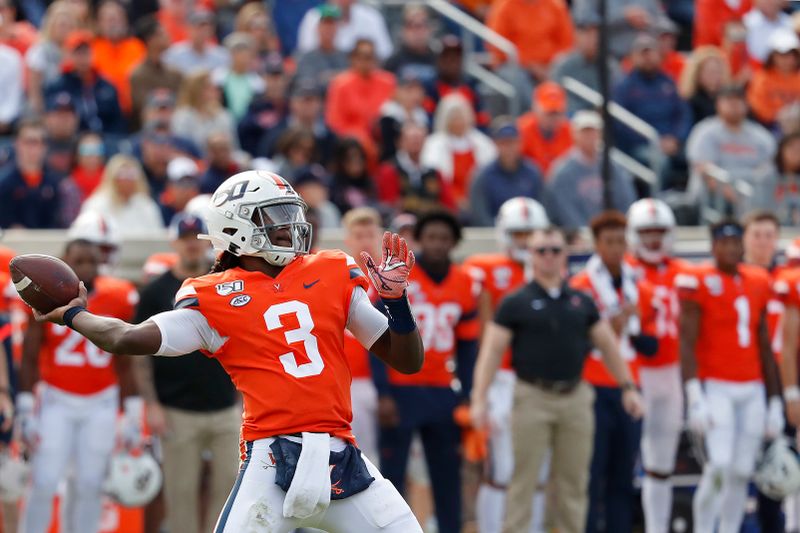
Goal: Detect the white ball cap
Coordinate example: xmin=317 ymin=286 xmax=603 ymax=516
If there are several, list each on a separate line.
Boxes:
xmin=769 ymin=28 xmax=800 ymax=54
xmin=167 ymin=156 xmax=200 ymax=182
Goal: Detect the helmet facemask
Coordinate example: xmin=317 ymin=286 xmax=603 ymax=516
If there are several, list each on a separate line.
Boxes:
xmin=244 ymin=199 xmax=312 ymax=266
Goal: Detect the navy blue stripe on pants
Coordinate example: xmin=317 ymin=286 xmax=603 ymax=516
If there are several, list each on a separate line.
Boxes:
xmin=586 ymin=386 xmax=642 ymax=533
xmin=379 ymin=385 xmax=461 ymax=533
xmin=214 ymin=441 xmax=253 ymax=533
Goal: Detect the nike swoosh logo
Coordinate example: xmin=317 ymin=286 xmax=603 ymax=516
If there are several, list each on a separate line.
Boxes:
xmin=303 ymin=279 xmax=321 ymax=289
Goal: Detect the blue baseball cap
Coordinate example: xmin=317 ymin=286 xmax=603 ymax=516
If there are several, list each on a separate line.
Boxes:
xmin=710 ymin=220 xmax=744 ymax=240
xmin=169 ymin=212 xmax=207 ymax=240
xmin=46 ymin=91 xmax=75 ymax=112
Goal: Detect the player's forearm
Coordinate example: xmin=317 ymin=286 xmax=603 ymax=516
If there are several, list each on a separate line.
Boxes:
xmin=759 ymin=317 xmax=781 ymax=397
xmin=782 ymin=306 xmax=800 ymax=390
xmin=131 ymin=356 xmax=160 ymax=404
xmin=593 ymin=321 xmax=635 ymax=386
xmin=71 ymin=312 xmax=161 ymax=356
xmin=678 ymin=304 xmax=700 ymax=382
xmin=372 ymin=329 xmax=424 ymax=374
xmin=471 ymin=324 xmax=508 ymax=403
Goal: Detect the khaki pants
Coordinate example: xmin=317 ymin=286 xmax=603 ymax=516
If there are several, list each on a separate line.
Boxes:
xmin=503 ymin=380 xmax=595 ymax=533
xmin=161 ymin=405 xmax=241 ymax=533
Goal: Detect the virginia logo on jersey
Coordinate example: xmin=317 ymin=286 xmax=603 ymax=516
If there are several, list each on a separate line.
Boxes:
xmin=704 ymin=275 xmax=723 ymax=296
xmin=216 ymin=280 xmax=244 ymax=296
xmin=493 ymin=267 xmax=512 ymax=290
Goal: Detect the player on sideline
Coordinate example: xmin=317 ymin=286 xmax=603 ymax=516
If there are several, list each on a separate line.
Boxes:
xmin=462 ymin=197 xmax=548 ymax=533
xmin=33 ymin=170 xmax=425 ymax=533
xmin=677 ymin=219 xmax=782 ymax=533
xmin=625 ymin=199 xmax=687 ymax=533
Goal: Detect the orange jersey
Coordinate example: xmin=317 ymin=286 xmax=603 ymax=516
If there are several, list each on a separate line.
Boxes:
xmin=175 ymin=250 xmax=368 ymax=443
xmin=570 ymin=269 xmax=653 ymax=387
xmin=676 ymin=263 xmax=771 ymax=382
xmin=463 ymin=253 xmax=526 ymax=370
xmin=39 ymin=276 xmax=138 ymax=395
xmin=142 ymin=252 xmax=178 ymax=281
xmin=392 ymin=265 xmax=479 ymax=387
xmin=0 ymin=245 xmax=14 ymax=276
xmin=627 ymin=255 xmax=688 ymax=367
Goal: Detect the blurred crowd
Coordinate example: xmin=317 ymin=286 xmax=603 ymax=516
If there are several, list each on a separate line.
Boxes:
xmin=2 ymin=0 xmax=800 ymax=234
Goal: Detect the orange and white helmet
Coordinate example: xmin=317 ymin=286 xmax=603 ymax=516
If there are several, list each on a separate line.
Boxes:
xmin=626 ymin=198 xmax=676 ymax=263
xmin=0 ymin=452 xmax=29 ymax=502
xmin=200 ymin=170 xmax=311 ymax=266
xmin=496 ymin=197 xmax=549 ymax=262
xmin=67 ymin=211 xmax=121 ymax=272
xmin=104 ymin=450 xmax=162 ymax=507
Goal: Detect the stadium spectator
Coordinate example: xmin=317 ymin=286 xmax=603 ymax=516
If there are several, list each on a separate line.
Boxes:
xmin=470 ymin=120 xmax=544 ymax=226
xmin=377 ymin=121 xmax=453 ymax=216
xmin=383 ymin=4 xmax=437 ymax=85
xmin=235 ymin=2 xmax=281 ymax=71
xmin=517 ymin=82 xmax=573 ymax=175
xmin=293 ymin=4 xmax=348 ymax=91
xmin=325 ymin=38 xmax=396 ymax=156
xmin=160 ymin=156 xmax=200 ymax=224
xmin=377 ymin=68 xmax=429 ymax=162
xmin=0 ymin=41 xmax=23 ymax=134
xmin=613 ymin=33 xmax=691 ymax=173
xmin=0 ymin=119 xmax=62 ymax=229
xmin=572 ymin=0 xmax=661 ymax=59
xmin=248 ymin=77 xmax=332 ymax=162
xmin=163 ymin=9 xmax=229 ymax=76
xmin=687 ymin=84 xmax=777 ymax=215
xmin=297 ymin=0 xmax=393 ymax=61
xmin=776 ymin=132 xmax=800 ymax=225
xmin=199 ymin=130 xmax=243 ymax=194
xmin=679 ymin=46 xmax=733 ymax=126
xmin=544 ymin=111 xmax=636 ymax=228
xmin=486 ymin=0 xmax=573 ymax=82
xmin=132 ymin=212 xmax=239 ymax=533
xmin=130 ymin=16 xmax=183 ymax=131
xmin=46 ymin=30 xmax=126 ymax=135
xmin=423 ymin=35 xmax=489 ymax=129
xmin=329 ymin=137 xmax=377 ymax=214
xmin=236 ymin=53 xmax=289 ymax=155
xmin=156 ymin=0 xmax=191 ymax=44
xmin=92 ymin=0 xmax=146 ymax=115
xmin=81 ymin=154 xmax=164 ymax=236
xmin=654 ymin=17 xmax=686 ymax=83
xmin=294 ymin=164 xmax=340 ymax=228
xmin=694 ymin=0 xmax=752 ymax=47
xmin=421 ymin=93 xmax=496 ymax=212
xmin=138 ymin=120 xmax=175 ymax=196
xmin=25 ymin=1 xmax=77 ymax=113
xmin=270 ymin=127 xmax=317 ymax=183
xmin=747 ymin=28 xmax=800 ymax=126
xmin=43 ymin=91 xmax=79 ymax=176
xmin=744 ymin=0 xmax=792 ymax=64
xmin=213 ymin=32 xmax=265 ymax=121
xmin=69 ymin=133 xmax=106 ymax=202
xmin=0 ymin=0 xmax=37 ymax=55
xmin=138 ymin=90 xmax=190 ymax=152
xmin=550 ymin=12 xmax=622 ymax=114
xmin=172 ymin=70 xmax=238 ymax=157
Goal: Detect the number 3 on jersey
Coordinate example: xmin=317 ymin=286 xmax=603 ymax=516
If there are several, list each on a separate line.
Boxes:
xmin=264 ymin=300 xmax=325 ymax=378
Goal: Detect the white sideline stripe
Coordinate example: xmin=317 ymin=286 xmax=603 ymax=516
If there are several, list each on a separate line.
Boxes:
xmin=13 ymin=276 xmax=32 ymax=292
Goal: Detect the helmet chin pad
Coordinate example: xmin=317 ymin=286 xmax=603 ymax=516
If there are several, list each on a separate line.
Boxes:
xmin=636 ymin=245 xmax=665 ymax=264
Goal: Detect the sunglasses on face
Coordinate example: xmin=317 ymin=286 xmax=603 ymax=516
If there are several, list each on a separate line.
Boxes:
xmin=534 ymin=246 xmax=564 ymax=256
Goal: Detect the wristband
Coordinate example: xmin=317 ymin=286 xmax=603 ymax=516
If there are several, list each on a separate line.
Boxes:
xmin=63 ymin=306 xmax=87 ymax=329
xmin=785 ymin=385 xmax=800 ymax=402
xmin=381 ymin=292 xmax=417 ymax=334
xmin=16 ymin=391 xmax=34 ymax=413
xmin=123 ymin=396 xmax=144 ymax=419
xmin=685 ymin=378 xmax=703 ymax=404
xmin=620 ymin=381 xmax=636 ymax=392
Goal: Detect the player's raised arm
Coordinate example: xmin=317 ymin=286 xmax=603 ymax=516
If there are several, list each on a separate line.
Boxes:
xmin=360 ymin=232 xmax=424 ymax=374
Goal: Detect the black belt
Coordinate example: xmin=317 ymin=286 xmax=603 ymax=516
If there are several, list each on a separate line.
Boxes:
xmin=522 ymin=376 xmax=581 ymax=394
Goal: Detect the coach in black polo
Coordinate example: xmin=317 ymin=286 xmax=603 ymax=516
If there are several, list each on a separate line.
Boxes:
xmin=471 ymin=226 xmax=643 ymax=533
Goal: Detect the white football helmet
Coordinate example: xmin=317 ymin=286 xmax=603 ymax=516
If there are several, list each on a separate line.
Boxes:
xmin=68 ymin=211 xmax=121 ymax=272
xmin=755 ymin=437 xmax=800 ymax=500
xmin=200 ymin=170 xmax=312 ymax=266
xmin=0 ymin=452 xmax=29 ymax=502
xmin=104 ymin=450 xmax=162 ymax=507
xmin=496 ymin=197 xmax=549 ymax=263
xmin=626 ymin=198 xmax=676 ymax=264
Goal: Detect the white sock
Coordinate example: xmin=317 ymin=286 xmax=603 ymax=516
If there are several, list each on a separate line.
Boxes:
xmin=719 ymin=474 xmax=749 ymax=533
xmin=529 ymin=489 xmax=546 ymax=533
xmin=642 ymin=475 xmax=672 ymax=533
xmin=693 ymin=466 xmax=726 ymax=533
xmin=476 ymin=484 xmax=506 ymax=533
xmin=785 ymin=493 xmax=800 ymax=531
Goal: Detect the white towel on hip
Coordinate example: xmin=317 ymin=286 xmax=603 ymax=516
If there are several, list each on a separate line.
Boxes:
xmin=585 ymin=254 xmax=641 ymax=336
xmin=283 ymin=432 xmax=332 ymax=519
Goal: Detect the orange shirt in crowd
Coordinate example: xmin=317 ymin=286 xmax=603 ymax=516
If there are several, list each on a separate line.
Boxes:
xmin=486 ymin=0 xmax=573 ymax=67
xmin=747 ymin=67 xmax=800 ymax=124
xmin=325 ymin=69 xmax=396 ymax=154
xmin=517 ymin=113 xmax=572 ymax=175
xmin=675 ymin=263 xmax=771 ymax=382
xmin=694 ymin=0 xmax=752 ymax=47
xmin=92 ymin=37 xmax=146 ymax=113
xmin=157 ymin=9 xmax=189 ymax=44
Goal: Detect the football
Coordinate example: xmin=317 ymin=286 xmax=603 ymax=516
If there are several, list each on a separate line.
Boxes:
xmin=9 ymin=254 xmax=80 ymax=314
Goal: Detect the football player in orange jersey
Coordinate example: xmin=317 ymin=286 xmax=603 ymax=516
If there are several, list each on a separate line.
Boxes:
xmin=376 ymin=211 xmax=479 ymax=533
xmin=677 ymin=219 xmax=782 ymax=533
xmin=462 ymin=196 xmax=548 ymax=533
xmin=16 ymin=238 xmax=142 ymax=533
xmin=33 ymin=170 xmax=425 ymax=533
xmin=625 ymin=199 xmax=687 ymax=533
xmin=341 ymin=207 xmax=383 ymax=462
xmin=570 ymin=211 xmax=653 ymax=533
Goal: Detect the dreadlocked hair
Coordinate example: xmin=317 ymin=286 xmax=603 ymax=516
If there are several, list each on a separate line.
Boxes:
xmin=210 ymin=251 xmax=242 ymax=273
